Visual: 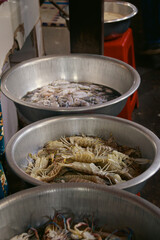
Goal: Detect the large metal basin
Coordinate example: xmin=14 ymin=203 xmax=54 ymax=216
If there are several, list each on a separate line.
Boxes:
xmin=0 ymin=184 xmax=160 ymax=239
xmin=104 ymin=1 xmax=138 ymax=40
xmin=6 ymin=115 xmax=160 ymax=194
xmin=1 ymin=54 xmax=140 ymax=123
xmin=59 ymin=1 xmax=138 ymax=40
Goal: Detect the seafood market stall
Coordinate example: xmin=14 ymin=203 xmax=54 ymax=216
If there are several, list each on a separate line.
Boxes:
xmin=0 ymin=1 xmax=160 ymax=239
xmin=0 ymin=0 xmax=159 ymax=195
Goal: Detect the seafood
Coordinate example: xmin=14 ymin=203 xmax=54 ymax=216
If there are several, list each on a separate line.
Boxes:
xmin=25 ymin=135 xmax=150 ymax=185
xmin=43 ymin=224 xmax=68 ymax=240
xmin=38 ymin=162 xmax=63 ymax=182
xmin=10 ymin=211 xmax=134 ymax=240
xmin=10 ymin=233 xmax=32 ymax=240
xmin=62 ymin=146 xmax=97 ymax=163
xmin=22 ymin=80 xmax=121 ymax=108
xmin=64 ymin=136 xmax=105 ymax=148
xmin=10 ymin=228 xmax=37 ymax=240
xmin=68 ymin=178 xmax=96 ymax=184
xmin=55 ymin=175 xmax=106 ymax=185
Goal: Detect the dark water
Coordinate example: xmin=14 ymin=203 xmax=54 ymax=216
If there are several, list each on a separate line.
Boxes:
xmin=80 ymin=82 xmax=121 ymax=104
xmin=22 ymin=82 xmax=121 ymax=107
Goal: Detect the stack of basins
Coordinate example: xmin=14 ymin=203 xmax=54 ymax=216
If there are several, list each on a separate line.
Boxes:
xmin=0 ymin=3 xmax=160 ymax=240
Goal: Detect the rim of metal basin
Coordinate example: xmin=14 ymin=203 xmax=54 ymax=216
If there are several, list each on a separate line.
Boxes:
xmin=104 ymin=1 xmax=138 ymax=23
xmin=0 ymin=183 xmax=160 ymax=219
xmin=5 ymin=115 xmax=160 ymax=190
xmin=1 ymin=54 xmax=140 ymax=113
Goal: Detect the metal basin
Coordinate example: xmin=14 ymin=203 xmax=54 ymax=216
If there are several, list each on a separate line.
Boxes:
xmin=6 ymin=115 xmax=160 ymax=194
xmin=104 ymin=1 xmax=138 ymax=40
xmin=0 ymin=184 xmax=160 ymax=239
xmin=59 ymin=1 xmax=138 ymax=40
xmin=1 ymin=54 xmax=140 ymax=123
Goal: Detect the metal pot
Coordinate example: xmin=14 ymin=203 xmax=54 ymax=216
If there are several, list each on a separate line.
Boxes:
xmin=59 ymin=1 xmax=138 ymax=40
xmin=6 ymin=115 xmax=160 ymax=194
xmin=104 ymin=1 xmax=138 ymax=40
xmin=0 ymin=184 xmax=160 ymax=239
xmin=1 ymin=54 xmax=140 ymax=123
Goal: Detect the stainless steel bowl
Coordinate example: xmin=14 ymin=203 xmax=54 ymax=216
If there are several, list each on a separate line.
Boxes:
xmin=104 ymin=1 xmax=138 ymax=39
xmin=1 ymin=54 xmax=140 ymax=123
xmin=59 ymin=1 xmax=138 ymax=40
xmin=0 ymin=184 xmax=160 ymax=240
xmin=6 ymin=115 xmax=160 ymax=194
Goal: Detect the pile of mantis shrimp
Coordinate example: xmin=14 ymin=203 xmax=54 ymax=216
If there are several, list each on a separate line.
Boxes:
xmin=11 ymin=211 xmax=134 ymax=240
xmin=25 ymin=135 xmax=149 ymax=185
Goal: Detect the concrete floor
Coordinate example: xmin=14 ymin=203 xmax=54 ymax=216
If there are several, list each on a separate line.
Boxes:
xmin=132 ymin=55 xmax=160 ymax=207
xmin=2 ymin=18 xmax=160 ymax=208
xmin=130 ymin=0 xmax=160 ymax=207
